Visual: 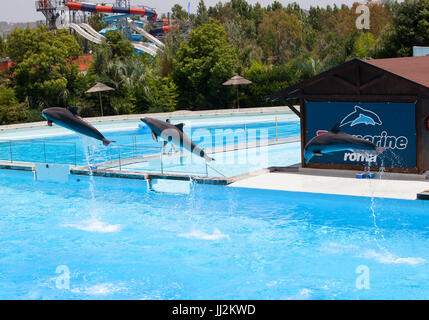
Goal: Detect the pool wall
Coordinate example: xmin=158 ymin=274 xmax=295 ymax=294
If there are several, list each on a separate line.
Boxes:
xmin=0 ymin=106 xmax=302 ymax=184
xmin=0 ymin=106 xmax=297 ymax=140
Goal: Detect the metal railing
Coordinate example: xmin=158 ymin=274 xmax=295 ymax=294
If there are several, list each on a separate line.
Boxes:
xmin=35 ymin=0 xmax=65 ymax=10
xmin=0 ymin=139 xmax=220 ymax=177
xmin=0 ymin=139 xmax=79 ymax=166
xmin=91 ymin=143 xmax=219 ymax=177
xmin=0 ymin=117 xmax=299 ymax=178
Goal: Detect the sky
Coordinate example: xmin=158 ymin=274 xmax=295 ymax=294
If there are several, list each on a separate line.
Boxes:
xmin=1 ymin=0 xmax=359 ymax=23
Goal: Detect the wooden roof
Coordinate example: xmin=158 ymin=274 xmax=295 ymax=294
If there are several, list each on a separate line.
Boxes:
xmin=365 ymin=55 xmax=429 ymax=88
xmin=271 ymin=57 xmax=429 ymax=101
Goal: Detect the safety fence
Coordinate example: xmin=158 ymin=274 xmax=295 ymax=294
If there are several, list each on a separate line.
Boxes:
xmin=0 ymin=118 xmax=300 ymax=178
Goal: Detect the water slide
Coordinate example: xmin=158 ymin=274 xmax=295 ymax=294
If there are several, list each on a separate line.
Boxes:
xmin=67 ymin=23 xmax=157 ymax=56
xmin=128 ymin=20 xmax=165 ymax=48
xmin=155 ymin=19 xmax=175 ymax=25
xmin=67 ymin=23 xmax=103 ymax=44
xmin=79 ymin=23 xmax=105 ymax=41
xmin=133 ymin=42 xmax=158 ymax=56
xmin=66 ymin=1 xmax=157 ymax=21
xmin=65 ymin=2 xmax=163 ymax=56
xmin=149 ymin=26 xmax=174 ymax=38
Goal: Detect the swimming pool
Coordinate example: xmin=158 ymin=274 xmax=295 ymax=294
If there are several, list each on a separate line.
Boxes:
xmin=0 ymin=114 xmax=301 ymax=177
xmin=0 ymin=169 xmax=428 ymax=299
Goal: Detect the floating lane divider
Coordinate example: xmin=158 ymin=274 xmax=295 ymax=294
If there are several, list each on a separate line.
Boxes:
xmin=66 ymin=2 xmax=158 ymax=20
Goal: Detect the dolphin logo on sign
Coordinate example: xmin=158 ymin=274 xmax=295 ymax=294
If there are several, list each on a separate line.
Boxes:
xmin=340 ymin=106 xmax=382 ymax=127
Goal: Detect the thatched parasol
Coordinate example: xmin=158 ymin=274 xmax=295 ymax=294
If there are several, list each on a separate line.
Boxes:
xmin=85 ymin=82 xmax=115 ymax=117
xmin=223 ymin=75 xmax=253 ymax=109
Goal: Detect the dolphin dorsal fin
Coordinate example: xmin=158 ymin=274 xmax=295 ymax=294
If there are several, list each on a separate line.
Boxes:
xmin=330 ymin=123 xmax=341 ymax=134
xmin=175 ymin=123 xmax=184 ymax=131
xmin=70 ymin=107 xmax=79 ymax=115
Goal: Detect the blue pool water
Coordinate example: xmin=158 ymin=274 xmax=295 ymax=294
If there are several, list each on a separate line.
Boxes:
xmin=0 ymin=120 xmax=300 ymax=168
xmin=120 ymin=142 xmax=301 ymax=177
xmin=0 ymin=169 xmax=428 ymax=299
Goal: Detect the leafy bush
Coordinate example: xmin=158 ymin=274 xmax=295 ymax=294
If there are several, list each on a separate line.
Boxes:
xmin=0 ymin=86 xmax=27 ymax=124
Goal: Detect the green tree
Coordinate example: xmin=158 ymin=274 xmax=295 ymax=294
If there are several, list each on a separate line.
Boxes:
xmin=377 ymin=0 xmax=429 ymax=57
xmin=292 ymin=53 xmax=326 ymax=80
xmin=173 ymin=23 xmax=239 ymax=110
xmin=104 ymin=30 xmax=134 ymax=60
xmin=354 ymin=32 xmax=376 ymax=58
xmin=194 ymin=0 xmax=209 ymax=26
xmin=88 ymin=30 xmax=134 ymax=78
xmin=241 ymin=60 xmax=296 ymax=107
xmin=0 ymin=35 xmax=6 ymax=59
xmin=267 ymin=1 xmax=283 ymax=11
xmin=0 ymin=86 xmax=27 ymax=124
xmin=158 ymin=26 xmax=187 ymax=78
xmin=5 ymin=27 xmax=33 ymax=64
xmin=172 ymin=4 xmax=189 ymax=21
xmin=8 ymin=25 xmax=82 ymax=108
xmin=258 ymin=9 xmax=303 ymax=64
xmin=88 ymin=11 xmax=108 ymax=32
xmin=135 ymin=76 xmax=178 ymax=113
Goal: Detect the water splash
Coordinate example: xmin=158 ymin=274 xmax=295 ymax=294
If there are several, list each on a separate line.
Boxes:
xmin=378 ymin=148 xmax=404 ymax=169
xmin=179 ymin=227 xmax=230 ymax=241
xmin=361 ymin=153 xmax=424 ymax=264
xmin=361 ymin=249 xmax=425 ymax=265
xmin=63 ymin=217 xmax=121 ymax=233
xmin=81 ymin=136 xmax=97 ymax=210
xmin=70 ymin=136 xmax=121 ymax=233
xmin=71 ymin=282 xmax=125 ymax=295
xmin=364 ymin=155 xmax=386 ymax=243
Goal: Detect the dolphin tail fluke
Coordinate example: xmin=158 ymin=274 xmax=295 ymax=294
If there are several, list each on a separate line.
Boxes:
xmin=103 ymin=139 xmax=116 ymax=146
xmin=376 ymin=146 xmax=386 ymax=154
xmin=304 ymin=150 xmax=313 ymax=164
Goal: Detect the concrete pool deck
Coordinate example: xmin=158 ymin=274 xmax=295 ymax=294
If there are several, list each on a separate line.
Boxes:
xmin=230 ymin=167 xmax=429 ymax=200
xmin=2 ymin=159 xmax=428 ymax=199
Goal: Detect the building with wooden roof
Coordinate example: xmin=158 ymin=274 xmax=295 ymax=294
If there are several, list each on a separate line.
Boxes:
xmin=271 ymin=56 xmax=429 ymax=174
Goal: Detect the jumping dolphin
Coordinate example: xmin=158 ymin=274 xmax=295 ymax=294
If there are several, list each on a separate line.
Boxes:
xmin=140 ymin=117 xmax=214 ymax=162
xmin=340 ymin=106 xmax=382 ymax=127
xmin=41 ymin=107 xmax=114 ymax=146
xmin=304 ymin=123 xmax=385 ymax=164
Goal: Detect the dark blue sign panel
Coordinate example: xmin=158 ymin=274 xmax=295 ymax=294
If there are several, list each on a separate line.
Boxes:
xmin=306 ymin=101 xmax=417 ymax=168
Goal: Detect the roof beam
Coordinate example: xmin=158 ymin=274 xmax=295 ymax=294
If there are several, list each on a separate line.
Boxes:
xmin=359 ymin=75 xmax=386 ymax=91
xmin=328 ymin=74 xmax=357 ymax=91
xmin=282 ymin=100 xmax=301 ymax=118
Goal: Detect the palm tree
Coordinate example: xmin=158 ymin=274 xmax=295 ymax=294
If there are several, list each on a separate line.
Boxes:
xmin=294 ymin=53 xmax=326 ymax=81
xmin=101 ymin=58 xmax=153 ymax=90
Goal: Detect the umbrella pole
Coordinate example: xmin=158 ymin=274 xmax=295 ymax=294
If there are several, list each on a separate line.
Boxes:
xmin=99 ymin=92 xmax=103 ymax=117
xmin=236 ymin=86 xmax=239 ymax=109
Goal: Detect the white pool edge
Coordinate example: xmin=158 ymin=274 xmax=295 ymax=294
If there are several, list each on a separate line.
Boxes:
xmin=0 ymin=106 xmax=298 ymax=132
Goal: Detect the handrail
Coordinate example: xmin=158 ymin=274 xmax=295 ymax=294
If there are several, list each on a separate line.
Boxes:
xmin=166 ymin=118 xmax=299 ymax=133
xmin=0 ymin=139 xmax=79 ymax=166
xmin=0 ymin=139 xmax=78 ymax=145
xmin=206 ymin=162 xmax=226 ymax=177
xmin=0 ymin=116 xmax=298 ymax=177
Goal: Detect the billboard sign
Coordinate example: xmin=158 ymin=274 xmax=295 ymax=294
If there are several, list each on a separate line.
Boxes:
xmin=305 ymin=101 xmax=417 ymax=168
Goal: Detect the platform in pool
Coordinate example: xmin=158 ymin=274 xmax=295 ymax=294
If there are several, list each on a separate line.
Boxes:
xmin=230 ymin=168 xmax=429 ymax=200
